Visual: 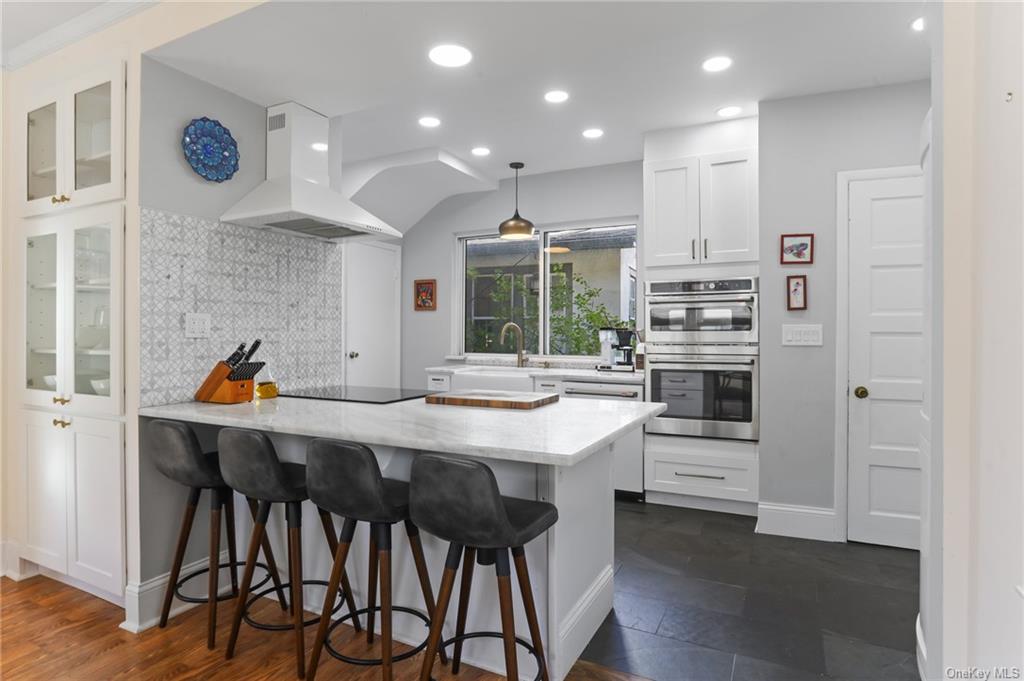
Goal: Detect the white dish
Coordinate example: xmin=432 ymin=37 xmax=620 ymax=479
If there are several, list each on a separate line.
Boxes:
xmin=43 ymin=375 xmax=58 ymax=388
xmin=90 ymin=378 xmax=110 ymax=396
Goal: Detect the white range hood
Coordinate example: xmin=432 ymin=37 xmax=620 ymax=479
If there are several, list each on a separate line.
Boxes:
xmin=221 ymin=102 xmax=400 ymax=241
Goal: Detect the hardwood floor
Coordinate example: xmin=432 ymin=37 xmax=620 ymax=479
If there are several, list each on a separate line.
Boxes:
xmin=0 ymin=576 xmax=652 ymax=681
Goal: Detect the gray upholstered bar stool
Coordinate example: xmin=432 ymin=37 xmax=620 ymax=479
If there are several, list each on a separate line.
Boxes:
xmin=305 ymin=438 xmax=448 ymax=681
xmin=218 ymin=427 xmax=362 ymax=679
xmin=149 ymin=419 xmax=289 ymax=650
xmin=411 ymin=454 xmax=558 ymax=681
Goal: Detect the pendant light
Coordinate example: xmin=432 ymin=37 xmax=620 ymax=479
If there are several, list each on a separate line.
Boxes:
xmin=499 ymin=162 xmax=535 ymax=240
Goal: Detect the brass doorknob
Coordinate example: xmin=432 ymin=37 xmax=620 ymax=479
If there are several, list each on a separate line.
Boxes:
xmin=854 ymin=386 xmax=869 ymax=399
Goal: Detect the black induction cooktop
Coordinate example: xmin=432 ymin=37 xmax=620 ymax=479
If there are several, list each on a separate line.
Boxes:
xmin=279 ymin=385 xmax=435 ymax=404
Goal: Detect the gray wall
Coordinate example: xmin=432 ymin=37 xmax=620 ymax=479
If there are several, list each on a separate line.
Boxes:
xmin=140 ymin=56 xmax=266 ymax=220
xmin=758 ymin=81 xmax=930 ymax=509
xmin=400 ymin=161 xmax=642 ymax=388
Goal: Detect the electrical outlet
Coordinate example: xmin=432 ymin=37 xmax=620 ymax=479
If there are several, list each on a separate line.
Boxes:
xmin=184 ymin=312 xmax=211 ymax=339
xmin=782 ymin=324 xmax=823 ymax=346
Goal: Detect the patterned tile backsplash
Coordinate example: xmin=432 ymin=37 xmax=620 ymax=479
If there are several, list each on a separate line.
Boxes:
xmin=140 ymin=208 xmax=345 ymax=407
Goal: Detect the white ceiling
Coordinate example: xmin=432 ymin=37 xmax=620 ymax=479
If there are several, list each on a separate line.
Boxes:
xmin=1 ymin=0 xmax=151 ymax=68
xmin=148 ymin=1 xmax=930 ymax=180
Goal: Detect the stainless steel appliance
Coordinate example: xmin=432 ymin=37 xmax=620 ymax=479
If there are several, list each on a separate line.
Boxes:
xmin=644 ymin=277 xmax=758 ymax=345
xmin=644 ymin=277 xmax=759 ymax=441
xmin=560 ymin=380 xmax=645 ymax=494
xmin=644 ymin=345 xmax=758 ymax=440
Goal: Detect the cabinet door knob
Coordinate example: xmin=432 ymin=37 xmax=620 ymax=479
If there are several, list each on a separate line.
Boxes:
xmin=854 ymin=386 xmax=869 ymax=399
xmin=52 ymin=395 xmax=70 ymax=405
xmin=51 ymin=195 xmax=60 ymax=204
xmin=52 ymin=418 xmax=70 ymax=429
xmin=61 ymin=194 xmax=71 ymax=203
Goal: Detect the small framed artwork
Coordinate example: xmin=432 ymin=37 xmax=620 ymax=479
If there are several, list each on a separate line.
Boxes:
xmin=780 ymin=233 xmax=815 ymax=265
xmin=414 ymin=279 xmax=437 ymax=311
xmin=787 ymin=275 xmax=808 ymax=311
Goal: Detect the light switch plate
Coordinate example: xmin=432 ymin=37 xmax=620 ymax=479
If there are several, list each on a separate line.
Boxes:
xmin=184 ymin=312 xmax=211 ymax=339
xmin=782 ymin=324 xmax=823 ymax=346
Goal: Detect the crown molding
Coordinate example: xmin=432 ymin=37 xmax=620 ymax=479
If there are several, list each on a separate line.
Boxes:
xmin=2 ymin=1 xmax=156 ymax=70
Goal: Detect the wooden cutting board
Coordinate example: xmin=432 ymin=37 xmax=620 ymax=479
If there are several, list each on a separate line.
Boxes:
xmin=425 ymin=390 xmax=559 ymax=410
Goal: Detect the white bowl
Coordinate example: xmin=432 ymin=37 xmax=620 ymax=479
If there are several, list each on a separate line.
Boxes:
xmin=90 ymin=378 xmax=110 ymax=396
xmin=43 ymin=375 xmax=58 ymax=388
xmin=78 ymin=325 xmax=106 ymax=349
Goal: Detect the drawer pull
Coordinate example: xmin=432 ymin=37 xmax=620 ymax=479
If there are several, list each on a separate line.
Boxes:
xmin=52 ymin=395 xmax=71 ymax=405
xmin=564 ymin=388 xmax=639 ymax=398
xmin=666 ymin=392 xmax=689 ymax=398
xmin=52 ymin=418 xmax=71 ymax=429
xmin=674 ymin=472 xmax=726 ymax=480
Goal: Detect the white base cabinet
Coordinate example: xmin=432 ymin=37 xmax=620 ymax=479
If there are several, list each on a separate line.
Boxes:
xmin=644 ymin=433 xmax=758 ymax=503
xmin=16 ymin=409 xmax=124 ymax=597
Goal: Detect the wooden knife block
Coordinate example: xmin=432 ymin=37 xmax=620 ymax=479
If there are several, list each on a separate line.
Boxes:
xmin=194 ymin=361 xmax=255 ymax=404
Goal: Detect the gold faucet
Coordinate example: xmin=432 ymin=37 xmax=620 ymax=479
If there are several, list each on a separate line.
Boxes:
xmin=499 ymin=322 xmax=527 ymax=367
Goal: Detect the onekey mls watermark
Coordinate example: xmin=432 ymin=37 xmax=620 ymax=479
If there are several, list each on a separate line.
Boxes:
xmin=946 ymin=668 xmax=1022 ymax=680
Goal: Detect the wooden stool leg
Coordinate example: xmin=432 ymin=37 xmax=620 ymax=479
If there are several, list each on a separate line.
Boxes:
xmin=227 ymin=500 xmax=272 ymax=659
xmin=378 ymin=524 xmax=394 ymax=681
xmin=496 ymin=549 xmax=519 ymax=681
xmin=405 ymin=520 xmax=449 ymax=665
xmin=419 ymin=543 xmax=462 ymax=681
xmin=160 ymin=487 xmax=200 ymax=628
xmin=366 ymin=532 xmax=378 ymax=644
xmin=224 ymin=489 xmax=239 ymax=595
xmin=248 ymin=497 xmax=288 ymax=611
xmin=317 ymin=508 xmax=362 ymax=632
xmin=286 ymin=501 xmax=306 ymax=679
xmin=513 ymin=546 xmax=549 ymax=681
xmin=207 ymin=489 xmax=222 ymax=650
xmin=308 ymin=518 xmax=357 ymax=681
xmin=452 ymin=546 xmax=476 ymax=673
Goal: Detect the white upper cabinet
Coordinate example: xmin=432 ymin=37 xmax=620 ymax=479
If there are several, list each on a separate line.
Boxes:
xmin=21 ymin=203 xmax=124 ymax=415
xmin=20 ymin=60 xmax=125 ymax=217
xmin=642 ymin=149 xmax=758 ymax=267
xmin=643 ymin=158 xmax=701 ymax=267
xmin=699 ymin=150 xmax=758 ymax=263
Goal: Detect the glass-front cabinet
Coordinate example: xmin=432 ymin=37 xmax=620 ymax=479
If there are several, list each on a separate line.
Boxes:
xmin=22 ymin=204 xmax=123 ymax=414
xmin=20 ymin=61 xmax=124 ymax=217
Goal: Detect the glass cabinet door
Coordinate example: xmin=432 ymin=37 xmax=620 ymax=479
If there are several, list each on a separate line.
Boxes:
xmin=74 ymin=82 xmax=112 ymax=191
xmin=25 ymin=232 xmax=61 ymax=398
xmin=27 ymin=101 xmax=60 ymax=204
xmin=72 ymin=223 xmax=112 ymax=399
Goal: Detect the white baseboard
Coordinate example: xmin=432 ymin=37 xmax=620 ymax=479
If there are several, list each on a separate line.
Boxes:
xmin=1 ymin=541 xmax=40 ymax=581
xmin=915 ymin=614 xmax=927 ymax=681
xmin=755 ymin=502 xmax=842 ymax=542
xmin=646 ymin=491 xmax=758 ymax=517
xmin=555 ymin=565 xmax=614 ymax=681
xmin=121 ymin=550 xmax=231 ymax=633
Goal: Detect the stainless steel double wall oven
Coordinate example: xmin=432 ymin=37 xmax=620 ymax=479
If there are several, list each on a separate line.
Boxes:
xmin=644 ymin=277 xmax=759 ymax=441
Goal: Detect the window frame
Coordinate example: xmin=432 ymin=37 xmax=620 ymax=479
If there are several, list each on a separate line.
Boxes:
xmin=450 ymin=216 xmax=639 ymax=359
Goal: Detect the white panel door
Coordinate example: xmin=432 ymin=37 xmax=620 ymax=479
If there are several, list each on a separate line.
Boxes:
xmin=642 ymin=158 xmax=700 ymax=267
xmin=22 ymin=410 xmax=70 ymax=572
xmin=343 ymin=241 xmax=401 ymax=388
xmin=699 ymin=150 xmax=758 ymax=263
xmin=847 ymin=174 xmax=924 ymax=549
xmin=67 ymin=416 xmax=124 ymax=595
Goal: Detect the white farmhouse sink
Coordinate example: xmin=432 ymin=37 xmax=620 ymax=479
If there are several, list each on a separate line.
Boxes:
xmin=450 ymin=366 xmax=536 ymax=392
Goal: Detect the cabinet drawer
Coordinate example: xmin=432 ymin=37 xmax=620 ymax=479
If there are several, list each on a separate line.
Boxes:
xmin=644 ymin=437 xmax=758 ymax=502
xmin=427 ymin=374 xmax=450 ymax=391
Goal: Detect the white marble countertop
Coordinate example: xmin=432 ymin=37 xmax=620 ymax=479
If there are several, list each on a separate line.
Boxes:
xmin=425 ymin=365 xmax=645 ymax=385
xmin=138 ymin=396 xmax=665 ymax=466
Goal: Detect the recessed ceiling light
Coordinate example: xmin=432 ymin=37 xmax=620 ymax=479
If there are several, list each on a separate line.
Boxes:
xmin=582 ymin=128 xmax=604 ymax=139
xmin=310 ymin=142 xmax=328 ymax=152
xmin=544 ymin=90 xmax=569 ymax=104
xmin=911 ymin=17 xmax=925 ymax=32
xmin=471 ymin=147 xmax=491 ymax=157
xmin=418 ymin=116 xmax=441 ymax=128
xmin=428 ymin=44 xmax=472 ymax=67
xmin=702 ymin=56 xmax=733 ymax=73
xmin=717 ymin=106 xmax=742 ymax=118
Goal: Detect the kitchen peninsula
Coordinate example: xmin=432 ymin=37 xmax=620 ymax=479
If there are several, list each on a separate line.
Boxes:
xmin=137 ymin=394 xmax=664 ymax=681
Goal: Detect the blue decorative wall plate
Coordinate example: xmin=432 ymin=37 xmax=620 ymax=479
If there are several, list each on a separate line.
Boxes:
xmin=181 ymin=117 xmax=239 ymax=182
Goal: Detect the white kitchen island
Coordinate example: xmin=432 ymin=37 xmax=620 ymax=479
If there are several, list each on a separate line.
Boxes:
xmin=137 ymin=395 xmax=664 ymax=681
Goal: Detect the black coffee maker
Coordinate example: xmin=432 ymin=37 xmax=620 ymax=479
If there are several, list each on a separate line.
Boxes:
xmin=597 ymin=327 xmax=636 ymax=371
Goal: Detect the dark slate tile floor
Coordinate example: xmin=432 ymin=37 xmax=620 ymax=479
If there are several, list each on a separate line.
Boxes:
xmin=580 ymin=500 xmax=920 ymax=681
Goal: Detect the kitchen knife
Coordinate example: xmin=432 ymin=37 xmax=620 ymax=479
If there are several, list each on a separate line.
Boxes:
xmin=225 ymin=343 xmax=247 ymax=366
xmin=242 ymin=339 xmax=261 ymax=363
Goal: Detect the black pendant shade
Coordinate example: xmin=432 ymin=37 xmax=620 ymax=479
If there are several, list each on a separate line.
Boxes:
xmin=499 ymin=162 xmax=535 ymax=240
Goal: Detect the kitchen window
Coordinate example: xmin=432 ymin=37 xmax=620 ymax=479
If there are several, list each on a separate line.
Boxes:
xmin=460 ymin=223 xmax=636 ymax=356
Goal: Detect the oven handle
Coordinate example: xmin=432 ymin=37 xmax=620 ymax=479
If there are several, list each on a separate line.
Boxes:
xmin=648 ymin=359 xmax=756 ymax=366
xmin=646 ymin=295 xmax=756 ymax=304
xmin=564 ymin=388 xmax=640 ymax=399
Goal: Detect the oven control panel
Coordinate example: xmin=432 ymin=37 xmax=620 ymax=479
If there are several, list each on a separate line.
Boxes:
xmin=648 ymin=277 xmax=758 ymax=295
